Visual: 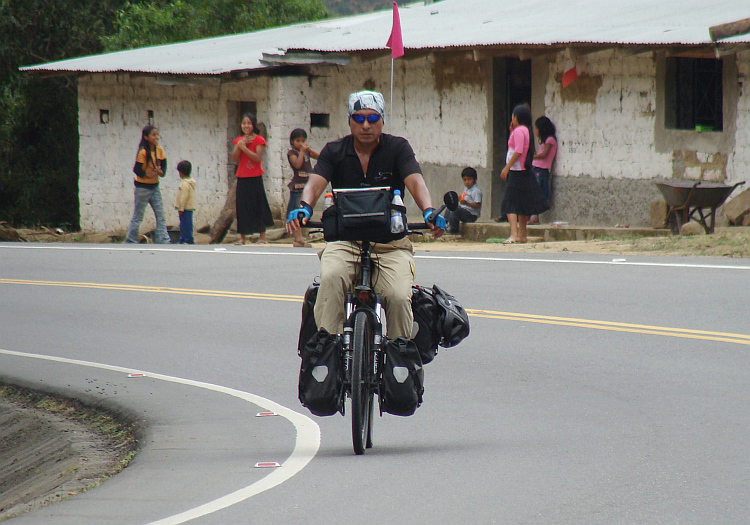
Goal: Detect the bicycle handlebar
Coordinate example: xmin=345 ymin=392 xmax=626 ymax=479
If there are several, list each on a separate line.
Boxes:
xmin=300 ymin=220 xmax=432 ymax=234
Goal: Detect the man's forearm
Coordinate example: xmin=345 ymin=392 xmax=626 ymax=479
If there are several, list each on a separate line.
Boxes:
xmin=404 ymin=173 xmax=434 ymax=211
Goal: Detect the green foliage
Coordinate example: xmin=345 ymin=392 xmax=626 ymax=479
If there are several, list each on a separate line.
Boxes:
xmin=0 ymin=0 xmax=125 ymax=229
xmin=1 ymin=0 xmax=329 ymax=229
xmin=324 ymin=0 xmax=393 ymax=16
xmin=102 ymin=0 xmax=329 ymax=51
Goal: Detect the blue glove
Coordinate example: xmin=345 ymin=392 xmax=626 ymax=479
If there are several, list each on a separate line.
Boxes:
xmin=287 ymin=202 xmax=312 ymax=223
xmin=423 ymin=208 xmax=447 ymax=230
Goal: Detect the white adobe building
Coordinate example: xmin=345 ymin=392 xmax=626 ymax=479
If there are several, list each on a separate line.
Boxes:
xmin=22 ymin=0 xmax=750 ymax=232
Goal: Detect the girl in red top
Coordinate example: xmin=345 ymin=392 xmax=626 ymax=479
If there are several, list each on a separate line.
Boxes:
xmin=232 ymin=113 xmax=274 ymax=244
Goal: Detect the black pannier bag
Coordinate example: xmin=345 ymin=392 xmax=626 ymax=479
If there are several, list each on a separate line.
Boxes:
xmin=410 ymin=285 xmax=440 ymax=364
xmin=432 ymin=285 xmax=470 ymax=348
xmin=298 ymin=280 xmax=320 ymax=354
xmin=298 ymin=329 xmax=344 ymax=417
xmin=321 ymin=187 xmax=406 ymax=244
xmin=410 ymin=284 xmax=470 ymax=362
xmin=380 ymin=337 xmax=424 ymax=416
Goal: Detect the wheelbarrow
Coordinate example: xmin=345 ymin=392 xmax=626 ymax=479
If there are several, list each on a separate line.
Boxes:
xmin=655 ymin=180 xmax=745 ymax=234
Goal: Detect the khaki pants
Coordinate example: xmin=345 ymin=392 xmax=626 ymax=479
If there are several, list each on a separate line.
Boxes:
xmin=314 ymin=238 xmax=416 ymax=339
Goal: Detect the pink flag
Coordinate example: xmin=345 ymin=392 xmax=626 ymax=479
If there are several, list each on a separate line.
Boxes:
xmin=386 ymin=2 xmax=404 ymax=59
xmin=562 ymin=59 xmax=578 ymax=88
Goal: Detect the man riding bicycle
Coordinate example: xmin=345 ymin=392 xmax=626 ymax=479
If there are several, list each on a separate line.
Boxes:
xmin=286 ymin=90 xmax=445 ymax=340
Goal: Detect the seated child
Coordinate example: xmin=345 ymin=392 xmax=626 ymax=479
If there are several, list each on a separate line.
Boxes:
xmin=445 ymin=167 xmax=482 ymax=234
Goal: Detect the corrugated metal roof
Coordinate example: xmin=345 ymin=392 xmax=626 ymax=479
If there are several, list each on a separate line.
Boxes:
xmin=21 ymin=0 xmax=750 ymax=76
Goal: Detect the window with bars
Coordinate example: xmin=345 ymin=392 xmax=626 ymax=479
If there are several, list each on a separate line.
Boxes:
xmin=665 ymin=57 xmax=723 ymax=132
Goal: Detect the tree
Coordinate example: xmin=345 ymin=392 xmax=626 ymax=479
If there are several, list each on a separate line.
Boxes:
xmin=0 ymin=0 xmax=128 ymax=229
xmin=102 ymin=0 xmax=328 ymax=51
xmin=0 ymin=0 xmax=328 ymax=230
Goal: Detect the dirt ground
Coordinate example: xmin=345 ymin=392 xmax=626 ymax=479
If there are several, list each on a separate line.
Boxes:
xmin=3 ymin=223 xmax=750 ymax=258
xmin=0 ymin=385 xmax=138 ymax=522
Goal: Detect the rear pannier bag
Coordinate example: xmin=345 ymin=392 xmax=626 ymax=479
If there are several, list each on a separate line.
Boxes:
xmin=410 ymin=285 xmax=440 ymax=364
xmin=381 ymin=337 xmax=424 ymax=416
xmin=298 ymin=329 xmax=344 ymax=417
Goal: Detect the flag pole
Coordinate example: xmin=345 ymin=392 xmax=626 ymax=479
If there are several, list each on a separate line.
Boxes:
xmin=386 ymin=1 xmax=404 ymax=129
xmin=390 ymin=58 xmax=394 ymax=125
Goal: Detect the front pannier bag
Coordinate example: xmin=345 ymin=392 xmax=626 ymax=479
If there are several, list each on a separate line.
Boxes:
xmin=298 ymin=329 xmax=344 ymax=417
xmin=381 ymin=337 xmax=424 ymax=416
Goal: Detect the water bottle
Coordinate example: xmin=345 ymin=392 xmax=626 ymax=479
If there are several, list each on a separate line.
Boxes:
xmin=390 ymin=189 xmax=405 ymax=234
xmin=323 ymin=192 xmax=334 ymax=209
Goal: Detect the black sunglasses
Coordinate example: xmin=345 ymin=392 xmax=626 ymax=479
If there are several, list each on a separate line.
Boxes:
xmin=351 ymin=114 xmax=382 ymax=124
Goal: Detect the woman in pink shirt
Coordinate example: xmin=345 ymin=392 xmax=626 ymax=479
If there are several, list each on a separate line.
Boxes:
xmin=499 ymin=105 xmax=549 ymax=244
xmin=529 ymin=116 xmax=557 ymax=224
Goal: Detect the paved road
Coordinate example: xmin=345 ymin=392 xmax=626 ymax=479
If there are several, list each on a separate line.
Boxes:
xmin=1 ymin=243 xmax=748 ymax=524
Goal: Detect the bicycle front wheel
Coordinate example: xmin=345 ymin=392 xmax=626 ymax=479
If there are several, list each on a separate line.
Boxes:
xmin=351 ymin=310 xmax=374 ymax=455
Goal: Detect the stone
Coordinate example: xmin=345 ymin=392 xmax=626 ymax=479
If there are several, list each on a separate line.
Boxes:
xmin=679 ymin=221 xmax=704 ymax=235
xmin=650 ymin=200 xmax=668 ymax=229
xmin=722 ymin=188 xmax=750 ymax=225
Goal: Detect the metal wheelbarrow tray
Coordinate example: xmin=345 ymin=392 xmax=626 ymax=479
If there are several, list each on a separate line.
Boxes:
xmin=655 ymin=180 xmax=745 ymax=234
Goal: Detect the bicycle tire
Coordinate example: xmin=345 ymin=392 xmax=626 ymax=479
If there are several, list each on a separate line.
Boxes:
xmin=351 ymin=310 xmax=373 ymax=455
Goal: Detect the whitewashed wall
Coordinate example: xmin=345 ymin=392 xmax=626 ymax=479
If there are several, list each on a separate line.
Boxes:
xmin=729 ymin=50 xmax=750 ymax=188
xmin=542 ymin=50 xmax=672 ymax=180
xmin=77 ymin=49 xmax=748 ymax=232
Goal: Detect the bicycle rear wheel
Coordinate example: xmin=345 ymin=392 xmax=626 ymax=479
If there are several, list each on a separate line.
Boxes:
xmin=351 ymin=310 xmax=374 ymax=455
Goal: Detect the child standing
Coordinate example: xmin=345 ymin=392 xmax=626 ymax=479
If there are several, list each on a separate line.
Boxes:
xmin=529 ymin=116 xmax=557 ymax=224
xmin=125 ymin=125 xmax=170 ymax=243
xmin=174 ymin=160 xmax=196 ymax=244
xmin=232 ymin=113 xmax=273 ymax=245
xmin=445 ymin=167 xmax=482 ymax=234
xmin=286 ymin=128 xmax=319 ymax=247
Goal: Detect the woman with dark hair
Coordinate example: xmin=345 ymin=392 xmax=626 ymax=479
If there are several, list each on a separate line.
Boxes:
xmin=232 ymin=113 xmax=273 ymax=244
xmin=529 ymin=115 xmax=558 ymax=224
xmin=499 ymin=104 xmax=549 ymax=244
xmin=125 ymin=125 xmax=170 ymax=243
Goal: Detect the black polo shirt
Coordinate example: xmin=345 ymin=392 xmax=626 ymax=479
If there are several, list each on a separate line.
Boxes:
xmin=313 ymin=133 xmax=422 ymax=195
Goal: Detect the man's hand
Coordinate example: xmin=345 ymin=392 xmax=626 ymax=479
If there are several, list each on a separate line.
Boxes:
xmin=423 ymin=208 xmax=446 ymax=239
xmin=285 ymin=202 xmax=312 ymax=234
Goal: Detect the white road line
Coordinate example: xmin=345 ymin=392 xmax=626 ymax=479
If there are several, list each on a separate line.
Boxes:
xmin=2 ymin=243 xmax=749 ymax=270
xmin=0 ymin=348 xmax=320 ymax=525
xmin=414 ymin=254 xmax=750 ymax=270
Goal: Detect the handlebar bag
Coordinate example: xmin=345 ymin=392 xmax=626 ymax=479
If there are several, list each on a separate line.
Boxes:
xmin=298 ymin=329 xmax=344 ymax=417
xmin=322 ymin=188 xmax=406 ymax=243
xmin=381 ymin=337 xmax=424 ymax=416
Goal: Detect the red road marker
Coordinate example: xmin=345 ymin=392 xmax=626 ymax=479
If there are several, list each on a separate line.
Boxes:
xmin=254 ymin=462 xmax=281 ymax=468
xmin=127 ymin=373 xmax=146 ymax=378
xmin=255 ymin=411 xmax=278 ymax=417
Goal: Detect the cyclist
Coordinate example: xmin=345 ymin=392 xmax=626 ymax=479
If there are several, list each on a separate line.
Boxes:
xmin=286 ymin=90 xmax=445 ymax=340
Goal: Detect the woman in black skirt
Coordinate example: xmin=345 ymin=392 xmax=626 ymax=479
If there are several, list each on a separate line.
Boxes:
xmin=499 ymin=105 xmax=549 ymax=243
xmin=231 ymin=113 xmax=274 ymax=244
